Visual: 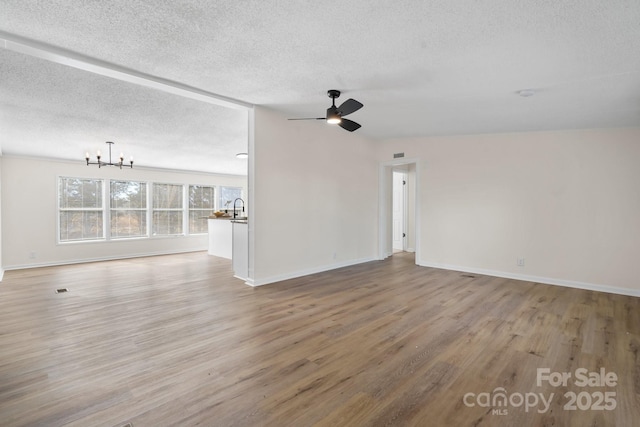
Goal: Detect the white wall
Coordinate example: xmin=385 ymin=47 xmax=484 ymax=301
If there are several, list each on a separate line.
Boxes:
xmin=1 ymin=155 xmax=247 ymax=269
xmin=0 ymin=157 xmax=3 ymax=279
xmin=377 ymin=128 xmax=640 ymax=296
xmin=251 ymin=107 xmax=378 ymax=285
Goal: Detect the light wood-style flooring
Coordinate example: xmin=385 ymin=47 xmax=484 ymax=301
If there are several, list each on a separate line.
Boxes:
xmin=0 ymin=252 xmax=638 ymax=426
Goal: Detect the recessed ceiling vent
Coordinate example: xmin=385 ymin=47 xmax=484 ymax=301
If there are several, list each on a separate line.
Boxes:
xmin=55 ymin=288 xmax=69 ymax=293
xmin=517 ymin=89 xmax=536 ymax=97
xmin=393 ymin=152 xmax=405 ymax=158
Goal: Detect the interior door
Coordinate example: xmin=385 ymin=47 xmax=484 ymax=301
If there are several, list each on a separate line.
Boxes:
xmin=392 ymin=171 xmax=406 ymax=251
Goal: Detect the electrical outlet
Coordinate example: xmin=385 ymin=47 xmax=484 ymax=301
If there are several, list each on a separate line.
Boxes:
xmin=517 ymin=258 xmax=525 ymax=267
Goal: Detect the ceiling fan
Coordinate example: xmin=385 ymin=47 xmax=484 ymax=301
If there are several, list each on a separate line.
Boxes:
xmin=288 ymin=90 xmax=363 ymax=132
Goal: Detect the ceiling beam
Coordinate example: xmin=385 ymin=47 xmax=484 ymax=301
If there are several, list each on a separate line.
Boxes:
xmin=1 ymin=30 xmax=253 ymax=111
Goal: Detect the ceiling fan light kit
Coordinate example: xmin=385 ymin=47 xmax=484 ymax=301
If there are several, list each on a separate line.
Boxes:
xmin=326 ymin=107 xmax=342 ymax=124
xmin=289 ymin=89 xmax=364 ymax=132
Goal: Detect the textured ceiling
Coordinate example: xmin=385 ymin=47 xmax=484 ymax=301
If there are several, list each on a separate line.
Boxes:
xmin=1 ymin=0 xmax=639 ymax=174
xmin=0 ymin=48 xmax=248 ymax=174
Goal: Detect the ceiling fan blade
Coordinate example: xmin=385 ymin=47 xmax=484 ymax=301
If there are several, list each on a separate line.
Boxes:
xmin=287 ymin=117 xmax=325 ymax=120
xmin=338 ymin=118 xmax=361 ymax=132
xmin=337 ymin=98 xmax=363 ymax=116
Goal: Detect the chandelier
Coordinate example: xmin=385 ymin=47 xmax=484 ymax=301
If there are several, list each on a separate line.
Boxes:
xmin=85 ymin=141 xmax=133 ymax=169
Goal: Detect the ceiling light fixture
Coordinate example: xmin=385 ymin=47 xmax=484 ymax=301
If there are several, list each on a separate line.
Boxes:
xmin=85 ymin=141 xmax=133 ymax=168
xmin=287 ymin=90 xmax=362 ymax=132
xmin=236 ymin=152 xmax=248 ymax=159
xmin=326 ymin=106 xmax=342 ymax=124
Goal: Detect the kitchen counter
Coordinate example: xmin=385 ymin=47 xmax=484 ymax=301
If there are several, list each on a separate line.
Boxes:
xmin=232 ymin=221 xmax=248 ymax=280
xmin=207 ymin=217 xmax=248 ymax=280
xmin=207 ymin=218 xmax=233 ymax=259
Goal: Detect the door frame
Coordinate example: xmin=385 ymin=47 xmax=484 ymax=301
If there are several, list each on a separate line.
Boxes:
xmin=378 ymin=158 xmax=421 ymax=261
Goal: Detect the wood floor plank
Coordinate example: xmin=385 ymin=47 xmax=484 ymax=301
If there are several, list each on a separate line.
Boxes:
xmin=1 ymin=251 xmax=638 ymax=426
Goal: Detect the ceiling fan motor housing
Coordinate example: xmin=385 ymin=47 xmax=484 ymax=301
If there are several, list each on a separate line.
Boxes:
xmin=328 ymin=89 xmax=341 ymax=99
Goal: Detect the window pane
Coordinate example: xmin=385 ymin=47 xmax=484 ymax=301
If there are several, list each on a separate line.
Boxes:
xmin=59 ymin=177 xmax=102 ymax=209
xmin=111 ymin=180 xmax=147 ymax=209
xmin=152 ymin=184 xmax=183 ymax=236
xmin=110 ymin=180 xmax=147 ymax=238
xmin=189 ymin=211 xmax=209 ymax=234
xmin=111 ymin=210 xmax=147 ymax=238
xmin=154 ymin=184 xmax=183 ymax=209
xmin=189 ymin=185 xmax=215 ymax=209
xmin=60 ymin=211 xmax=103 ymax=241
xmin=189 ymin=185 xmax=215 ymax=234
xmin=153 ymin=211 xmax=183 ymax=235
xmin=218 ymin=186 xmax=242 ymax=211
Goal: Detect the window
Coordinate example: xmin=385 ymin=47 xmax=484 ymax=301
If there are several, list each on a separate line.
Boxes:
xmin=110 ymin=180 xmax=147 ymax=238
xmin=58 ymin=177 xmax=239 ymax=242
xmin=189 ymin=185 xmax=215 ymax=234
xmin=218 ymin=186 xmax=243 ymax=212
xmin=153 ymin=183 xmax=184 ymax=236
xmin=59 ymin=177 xmax=104 ymax=241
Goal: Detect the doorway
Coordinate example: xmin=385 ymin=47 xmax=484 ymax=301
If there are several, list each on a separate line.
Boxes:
xmin=392 ymin=169 xmax=408 ymax=252
xmin=378 ymin=159 xmax=420 ymax=261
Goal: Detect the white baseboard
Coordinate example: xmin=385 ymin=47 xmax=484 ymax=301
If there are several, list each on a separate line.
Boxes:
xmin=2 ymin=248 xmax=207 ymax=272
xmin=249 ymin=257 xmax=377 ymax=287
xmin=417 ymin=260 xmax=640 ymax=298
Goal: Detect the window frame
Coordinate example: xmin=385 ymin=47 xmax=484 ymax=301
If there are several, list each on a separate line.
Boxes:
xmin=57 ymin=176 xmax=106 ymax=243
xmin=109 ymin=179 xmax=149 ymax=240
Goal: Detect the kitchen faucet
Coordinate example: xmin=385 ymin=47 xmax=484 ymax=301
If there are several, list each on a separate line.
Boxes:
xmin=233 ymin=198 xmax=245 ymax=219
